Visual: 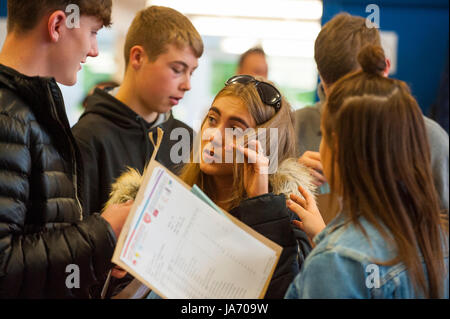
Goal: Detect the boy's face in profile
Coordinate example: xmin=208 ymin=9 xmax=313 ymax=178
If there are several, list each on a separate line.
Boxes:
xmin=53 ymin=15 xmax=103 ymax=85
xmin=135 ymin=43 xmax=198 ymax=114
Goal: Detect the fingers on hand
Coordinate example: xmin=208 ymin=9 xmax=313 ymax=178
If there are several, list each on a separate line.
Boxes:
xmin=309 ymin=169 xmax=327 ymax=183
xmin=111 ymin=268 xmax=127 ymax=279
xmin=290 ymin=193 xmax=306 ymax=208
xmin=297 ymin=185 xmax=313 ymax=203
xmin=292 ymin=219 xmax=304 ymax=230
xmin=234 ymin=141 xmax=269 ymax=169
xmin=305 ymin=151 xmax=321 ymax=161
xmin=299 ymin=152 xmax=323 ymax=172
xmin=286 ymin=198 xmax=307 ymax=220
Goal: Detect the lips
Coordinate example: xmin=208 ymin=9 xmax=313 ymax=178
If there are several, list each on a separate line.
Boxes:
xmin=203 ymin=146 xmax=223 ymax=163
xmin=202 ymin=148 xmax=215 ymax=160
xmin=169 ymin=96 xmax=182 ymax=106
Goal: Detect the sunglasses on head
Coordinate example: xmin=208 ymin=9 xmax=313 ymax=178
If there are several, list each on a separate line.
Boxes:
xmin=225 ymin=75 xmax=282 ymax=112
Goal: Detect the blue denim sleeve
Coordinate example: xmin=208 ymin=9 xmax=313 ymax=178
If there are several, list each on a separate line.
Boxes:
xmin=284 ymin=249 xmax=370 ymax=299
xmin=146 ymin=291 xmax=163 ymax=299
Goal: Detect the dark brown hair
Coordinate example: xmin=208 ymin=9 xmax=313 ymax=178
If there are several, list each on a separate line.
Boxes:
xmin=124 ymin=6 xmax=204 ymax=67
xmin=323 ymin=44 xmax=448 ymax=298
xmin=7 ymin=0 xmax=112 ymax=33
xmin=315 ymin=13 xmax=381 ymax=85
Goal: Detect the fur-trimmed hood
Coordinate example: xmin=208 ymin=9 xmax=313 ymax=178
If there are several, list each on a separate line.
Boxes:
xmin=104 ymin=158 xmax=316 ymax=210
xmin=269 ymin=158 xmax=317 ymax=199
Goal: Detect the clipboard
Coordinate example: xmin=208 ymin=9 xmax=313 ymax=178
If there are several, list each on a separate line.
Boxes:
xmin=111 ymin=128 xmax=282 ymax=299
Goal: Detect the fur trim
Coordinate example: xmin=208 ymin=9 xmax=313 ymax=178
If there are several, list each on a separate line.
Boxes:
xmin=103 ymin=167 xmax=143 ymax=211
xmin=269 ymin=158 xmax=317 ymax=199
xmin=105 ymin=159 xmax=316 ymax=209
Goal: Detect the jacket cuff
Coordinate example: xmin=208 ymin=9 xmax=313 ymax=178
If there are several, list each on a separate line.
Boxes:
xmin=77 ymin=214 xmax=117 ymax=280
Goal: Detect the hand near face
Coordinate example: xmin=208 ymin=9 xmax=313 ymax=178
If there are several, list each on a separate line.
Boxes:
xmin=298 ymin=151 xmax=327 ymax=187
xmin=232 ymin=139 xmax=269 ymax=198
xmin=287 ymin=185 xmax=326 ymax=242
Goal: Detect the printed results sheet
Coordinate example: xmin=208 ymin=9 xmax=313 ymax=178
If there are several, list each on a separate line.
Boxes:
xmin=118 ymin=166 xmax=278 ymax=299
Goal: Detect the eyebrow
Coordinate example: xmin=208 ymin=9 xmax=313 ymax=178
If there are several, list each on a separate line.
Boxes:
xmin=172 ymin=61 xmax=198 ymax=71
xmin=209 ymin=107 xmax=250 ymax=128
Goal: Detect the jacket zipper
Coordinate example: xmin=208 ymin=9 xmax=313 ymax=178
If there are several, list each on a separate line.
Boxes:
xmin=46 ymin=83 xmax=83 ymax=221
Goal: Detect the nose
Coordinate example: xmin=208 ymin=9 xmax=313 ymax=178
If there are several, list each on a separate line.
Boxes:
xmin=209 ymin=125 xmax=226 ymax=148
xmin=180 ymin=73 xmax=192 ymax=92
xmin=88 ymin=38 xmax=99 ymax=58
xmin=202 ymin=127 xmax=223 ymax=149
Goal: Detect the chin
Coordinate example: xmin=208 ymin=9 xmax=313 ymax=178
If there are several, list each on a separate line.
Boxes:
xmin=199 ymin=161 xmax=232 ymax=176
xmin=56 ymin=75 xmax=77 ymax=87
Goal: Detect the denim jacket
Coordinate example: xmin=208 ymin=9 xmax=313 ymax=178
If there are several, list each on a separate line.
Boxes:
xmin=285 ymin=213 xmax=449 ymax=299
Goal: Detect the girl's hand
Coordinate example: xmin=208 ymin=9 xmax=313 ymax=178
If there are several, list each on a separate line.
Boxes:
xmin=232 ymin=139 xmax=269 ymax=198
xmin=111 ymin=266 xmax=127 ymax=279
xmin=287 ymin=185 xmax=326 ymax=241
xmin=298 ymin=151 xmax=327 ymax=187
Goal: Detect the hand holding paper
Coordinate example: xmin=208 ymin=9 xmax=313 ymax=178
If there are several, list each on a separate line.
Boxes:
xmin=112 ymin=161 xmax=281 ymax=299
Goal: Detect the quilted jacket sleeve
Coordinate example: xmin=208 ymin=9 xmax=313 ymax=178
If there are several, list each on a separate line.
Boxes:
xmin=0 ymin=110 xmax=117 ymax=298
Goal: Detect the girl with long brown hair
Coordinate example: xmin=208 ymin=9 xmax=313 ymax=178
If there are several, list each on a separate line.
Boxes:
xmin=285 ymin=45 xmax=449 ymax=298
xmin=178 ymin=75 xmax=316 ymax=298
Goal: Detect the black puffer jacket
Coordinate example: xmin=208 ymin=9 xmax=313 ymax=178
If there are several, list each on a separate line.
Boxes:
xmin=0 ymin=64 xmax=116 ymax=298
xmin=230 ymin=193 xmax=312 ymax=299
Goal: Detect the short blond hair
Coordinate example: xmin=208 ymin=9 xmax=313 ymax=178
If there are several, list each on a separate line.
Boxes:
xmin=124 ymin=6 xmax=204 ymax=66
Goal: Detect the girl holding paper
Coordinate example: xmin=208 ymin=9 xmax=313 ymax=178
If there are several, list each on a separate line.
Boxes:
xmin=177 ymin=75 xmax=317 ymax=298
xmin=108 ymin=75 xmax=318 ymax=298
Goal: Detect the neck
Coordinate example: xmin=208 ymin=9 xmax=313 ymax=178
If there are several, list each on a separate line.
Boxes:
xmin=0 ymin=32 xmax=51 ymax=78
xmin=210 ymin=175 xmax=234 ymax=210
xmin=115 ymin=73 xmax=159 ymax=123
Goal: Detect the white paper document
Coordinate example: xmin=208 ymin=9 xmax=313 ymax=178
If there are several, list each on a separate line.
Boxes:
xmin=118 ymin=166 xmax=279 ymax=299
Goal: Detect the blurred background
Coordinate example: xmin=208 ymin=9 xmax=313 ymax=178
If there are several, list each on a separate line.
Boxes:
xmin=0 ymin=0 xmax=448 ymax=132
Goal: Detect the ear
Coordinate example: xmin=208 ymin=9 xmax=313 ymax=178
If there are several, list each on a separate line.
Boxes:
xmin=383 ymin=58 xmax=391 ymax=77
xmin=129 ymin=46 xmax=147 ymax=71
xmin=47 ymin=10 xmax=67 ymax=43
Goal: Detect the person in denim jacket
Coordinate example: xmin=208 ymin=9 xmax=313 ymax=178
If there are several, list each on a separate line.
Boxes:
xmin=285 ymin=45 xmax=449 ymax=299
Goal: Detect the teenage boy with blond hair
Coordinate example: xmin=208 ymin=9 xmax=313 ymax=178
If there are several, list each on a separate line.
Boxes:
xmin=0 ymin=0 xmax=133 ymax=298
xmin=295 ymin=13 xmax=449 ymax=214
xmin=71 ymin=6 xmax=203 ymax=297
xmin=72 ymin=6 xmax=203 ymax=217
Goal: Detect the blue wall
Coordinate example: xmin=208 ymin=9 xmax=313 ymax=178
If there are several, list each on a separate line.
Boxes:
xmin=0 ymin=0 xmax=6 ymax=17
xmin=322 ymin=0 xmax=449 ymax=114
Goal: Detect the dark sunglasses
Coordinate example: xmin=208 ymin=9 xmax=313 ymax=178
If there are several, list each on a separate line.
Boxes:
xmin=225 ymin=75 xmax=282 ymax=112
